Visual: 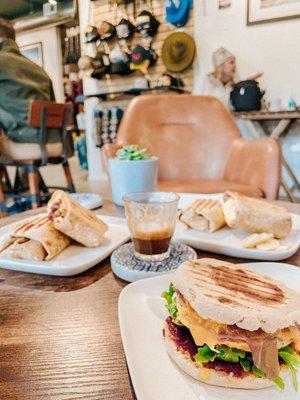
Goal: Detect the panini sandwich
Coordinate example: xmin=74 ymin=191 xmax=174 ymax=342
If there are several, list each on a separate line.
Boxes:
xmin=162 ymin=258 xmax=300 ymax=390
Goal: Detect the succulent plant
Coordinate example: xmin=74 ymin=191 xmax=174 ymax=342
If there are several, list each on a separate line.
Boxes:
xmin=116 ymin=144 xmax=151 ymax=161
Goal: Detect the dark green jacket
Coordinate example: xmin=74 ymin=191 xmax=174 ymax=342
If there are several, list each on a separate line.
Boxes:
xmin=0 ymin=39 xmax=60 ymax=143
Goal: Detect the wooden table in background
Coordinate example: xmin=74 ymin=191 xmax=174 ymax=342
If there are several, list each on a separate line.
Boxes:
xmin=0 ymin=201 xmax=300 ymax=400
xmin=233 ymin=110 xmax=300 ymax=202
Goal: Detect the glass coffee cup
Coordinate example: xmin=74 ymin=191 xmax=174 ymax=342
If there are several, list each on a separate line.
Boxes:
xmin=123 ymin=192 xmax=179 ymax=261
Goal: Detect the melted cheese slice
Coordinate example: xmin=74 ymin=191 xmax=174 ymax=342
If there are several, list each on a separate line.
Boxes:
xmin=177 ymin=295 xmax=296 ymax=352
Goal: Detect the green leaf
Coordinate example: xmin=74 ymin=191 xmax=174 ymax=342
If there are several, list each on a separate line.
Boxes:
xmin=279 ymin=349 xmax=300 ymax=391
xmin=252 ymin=365 xmax=266 ymax=378
xmin=195 ymin=345 xmax=217 ymax=364
xmin=273 ymin=377 xmax=285 ymax=390
xmin=279 ymin=349 xmax=300 ymax=369
xmin=240 ymin=358 xmax=251 ymax=372
xmin=116 ymin=144 xmax=151 ymax=161
xmin=279 ymin=346 xmax=293 ymax=354
xmin=162 ymin=283 xmax=174 ymax=305
xmin=161 ymin=283 xmax=181 ymax=324
xmin=217 ymin=345 xmax=245 ymax=363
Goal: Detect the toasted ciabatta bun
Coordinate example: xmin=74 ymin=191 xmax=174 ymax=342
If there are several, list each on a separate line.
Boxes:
xmin=164 ymin=322 xmax=288 ymax=389
xmin=179 ymin=199 xmax=225 ymax=232
xmin=172 ymin=258 xmax=300 ymax=333
xmin=222 ymin=191 xmax=292 ymax=239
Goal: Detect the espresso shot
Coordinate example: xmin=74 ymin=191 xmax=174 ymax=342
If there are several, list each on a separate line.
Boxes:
xmin=132 ymin=228 xmax=173 ymax=255
xmin=123 ymin=192 xmax=179 ymax=262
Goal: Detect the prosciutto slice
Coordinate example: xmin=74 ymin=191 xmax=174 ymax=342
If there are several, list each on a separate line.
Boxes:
xmin=218 ymin=325 xmax=279 ymax=379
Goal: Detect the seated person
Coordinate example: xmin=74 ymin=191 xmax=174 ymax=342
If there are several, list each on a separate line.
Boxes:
xmin=0 ymin=18 xmax=61 ymax=159
xmin=199 ymin=47 xmax=262 ymax=109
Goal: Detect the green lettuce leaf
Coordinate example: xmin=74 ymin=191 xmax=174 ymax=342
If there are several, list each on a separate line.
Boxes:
xmin=162 ymin=283 xmax=181 ymax=324
xmin=240 ymin=358 xmax=251 ymax=372
xmin=279 ymin=346 xmax=300 ymax=391
xmin=252 ymin=365 xmax=266 ymax=378
xmin=251 ymin=356 xmax=285 ymax=390
xmin=217 ymin=345 xmax=245 ymax=363
xmin=195 ymin=344 xmax=217 ymax=363
xmin=195 ymin=344 xmax=245 ymax=364
xmin=273 ymin=377 xmax=285 ymax=390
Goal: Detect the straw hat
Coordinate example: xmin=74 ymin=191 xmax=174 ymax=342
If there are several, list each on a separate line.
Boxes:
xmin=162 ymin=32 xmax=196 ymax=72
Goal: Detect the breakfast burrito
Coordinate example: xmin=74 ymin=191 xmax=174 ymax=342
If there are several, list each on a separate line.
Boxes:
xmin=47 ymin=191 xmax=108 ymax=247
xmin=222 ymin=191 xmax=292 ymax=239
xmin=7 ymin=215 xmax=71 ymax=260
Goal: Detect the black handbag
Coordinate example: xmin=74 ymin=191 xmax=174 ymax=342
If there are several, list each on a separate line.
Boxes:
xmin=230 ymin=80 xmax=264 ymax=112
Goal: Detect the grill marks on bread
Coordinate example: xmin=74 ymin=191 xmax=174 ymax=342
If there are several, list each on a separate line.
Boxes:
xmin=188 ymin=199 xmax=221 ymax=215
xmin=188 ymin=260 xmax=285 ymax=307
xmin=14 ymin=216 xmax=49 ymax=233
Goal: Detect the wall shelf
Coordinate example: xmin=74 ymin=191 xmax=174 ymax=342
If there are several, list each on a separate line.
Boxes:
xmin=75 ymin=86 xmax=190 ymax=103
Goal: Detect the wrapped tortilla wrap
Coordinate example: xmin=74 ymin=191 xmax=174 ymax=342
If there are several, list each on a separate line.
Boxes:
xmin=0 ymin=237 xmax=47 ymax=261
xmin=222 ymin=191 xmax=292 ymax=239
xmin=179 ymin=199 xmax=225 ymax=232
xmin=47 ymin=191 xmax=108 ymax=247
xmin=10 ymin=215 xmax=71 ymax=260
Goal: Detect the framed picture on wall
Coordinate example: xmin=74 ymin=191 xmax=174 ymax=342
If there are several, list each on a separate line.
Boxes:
xmin=20 ymin=42 xmax=44 ymax=67
xmin=247 ymin=0 xmax=300 ymax=24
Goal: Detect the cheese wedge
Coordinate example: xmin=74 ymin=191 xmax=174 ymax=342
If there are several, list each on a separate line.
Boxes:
xmin=242 ymin=233 xmax=274 ymax=249
xmin=256 ymin=238 xmax=280 ymax=251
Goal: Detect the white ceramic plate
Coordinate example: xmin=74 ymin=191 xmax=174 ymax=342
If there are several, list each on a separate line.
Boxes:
xmin=175 ymin=194 xmax=300 ymax=261
xmin=119 ymin=262 xmax=300 ymax=400
xmin=70 ymin=193 xmax=103 ymax=210
xmin=0 ymin=214 xmax=130 ymax=276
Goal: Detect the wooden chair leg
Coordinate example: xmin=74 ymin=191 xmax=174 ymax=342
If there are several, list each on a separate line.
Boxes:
xmin=3 ymin=167 xmax=12 ymax=192
xmin=13 ymin=167 xmax=22 ymax=194
xmin=0 ymin=178 xmax=7 ymax=217
xmin=37 ymin=170 xmax=50 ymax=195
xmin=0 ymin=166 xmax=12 ymax=193
xmin=62 ymin=159 xmax=75 ymax=193
xmin=27 ymin=165 xmax=41 ymax=209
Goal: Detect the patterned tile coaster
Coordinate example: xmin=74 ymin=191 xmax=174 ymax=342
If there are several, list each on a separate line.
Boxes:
xmin=111 ymin=243 xmax=197 ymax=282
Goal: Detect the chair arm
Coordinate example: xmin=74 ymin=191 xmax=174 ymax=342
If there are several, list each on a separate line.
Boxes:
xmin=223 ymin=138 xmax=281 ymax=199
xmin=101 ymin=143 xmax=122 ymax=172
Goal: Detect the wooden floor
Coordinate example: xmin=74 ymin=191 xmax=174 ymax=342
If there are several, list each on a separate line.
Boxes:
xmin=7 ymin=156 xmax=298 ymax=204
xmin=7 ymin=156 xmax=112 ymax=201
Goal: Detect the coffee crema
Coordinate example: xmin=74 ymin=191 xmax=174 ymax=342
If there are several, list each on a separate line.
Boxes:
xmin=132 ymin=227 xmax=173 ymax=255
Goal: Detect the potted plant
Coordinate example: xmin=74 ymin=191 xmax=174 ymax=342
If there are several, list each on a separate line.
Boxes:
xmin=108 ymin=144 xmax=158 ymax=206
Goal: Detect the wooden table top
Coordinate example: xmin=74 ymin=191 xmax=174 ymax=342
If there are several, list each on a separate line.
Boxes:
xmin=233 ymin=110 xmax=300 ymax=120
xmin=0 ymin=200 xmax=299 ymax=400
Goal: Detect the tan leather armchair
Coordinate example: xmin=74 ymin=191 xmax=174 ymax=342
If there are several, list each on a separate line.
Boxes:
xmin=102 ymin=95 xmax=281 ymax=199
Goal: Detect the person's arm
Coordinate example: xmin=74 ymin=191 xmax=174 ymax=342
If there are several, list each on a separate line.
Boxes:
xmin=245 ymin=72 xmax=264 ymax=81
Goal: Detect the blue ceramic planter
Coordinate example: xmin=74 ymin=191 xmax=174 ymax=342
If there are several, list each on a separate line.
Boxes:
xmin=108 ymin=157 xmax=158 ymax=206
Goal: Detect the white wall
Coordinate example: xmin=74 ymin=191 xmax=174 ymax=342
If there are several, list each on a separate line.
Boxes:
xmin=78 ymin=0 xmax=106 ymax=182
xmin=193 ymin=0 xmax=300 ymax=194
xmin=194 ymin=0 xmax=300 ymax=104
xmin=16 ymin=27 xmax=65 ymax=102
